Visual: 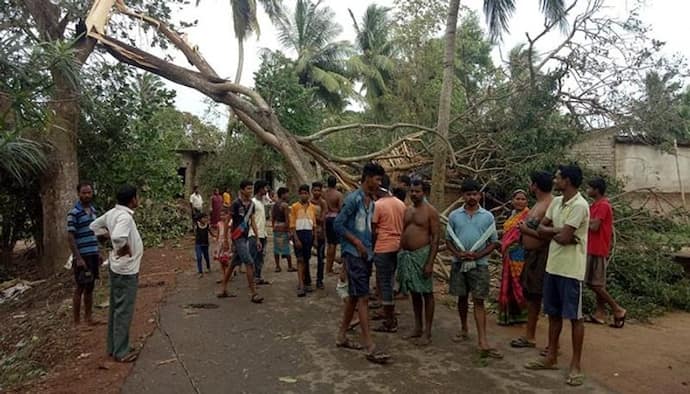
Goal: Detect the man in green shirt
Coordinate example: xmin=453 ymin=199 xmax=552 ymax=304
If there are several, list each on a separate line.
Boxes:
xmin=526 ymin=164 xmax=589 ymax=387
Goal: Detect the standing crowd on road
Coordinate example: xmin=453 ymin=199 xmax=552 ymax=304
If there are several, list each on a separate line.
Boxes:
xmin=65 ymin=161 xmax=624 ymax=385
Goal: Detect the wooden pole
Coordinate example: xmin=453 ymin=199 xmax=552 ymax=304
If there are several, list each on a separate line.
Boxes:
xmin=674 ymin=139 xmax=686 ymax=209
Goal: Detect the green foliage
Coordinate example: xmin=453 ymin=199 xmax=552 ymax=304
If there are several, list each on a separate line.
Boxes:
xmin=78 ymin=64 xmax=183 ymax=205
xmin=276 ymin=0 xmax=353 ymax=109
xmin=254 ymin=51 xmax=324 ymax=135
xmin=135 ymin=201 xmax=189 ymax=247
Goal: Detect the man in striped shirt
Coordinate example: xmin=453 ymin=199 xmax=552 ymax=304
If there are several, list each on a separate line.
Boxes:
xmin=67 ymin=181 xmax=100 ymax=326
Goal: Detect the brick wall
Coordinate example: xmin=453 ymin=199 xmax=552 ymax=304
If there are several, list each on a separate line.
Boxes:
xmin=571 ymin=130 xmax=616 ymax=177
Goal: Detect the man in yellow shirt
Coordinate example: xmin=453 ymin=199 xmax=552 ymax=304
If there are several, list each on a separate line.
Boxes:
xmin=290 ymin=184 xmax=316 ymax=297
xmin=222 ymin=187 xmax=232 ymax=208
xmin=527 ymin=164 xmax=589 ymax=387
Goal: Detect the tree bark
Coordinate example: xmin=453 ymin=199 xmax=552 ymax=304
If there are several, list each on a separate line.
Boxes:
xmin=430 ymin=0 xmax=460 ymax=208
xmin=39 ymin=71 xmax=81 ymax=271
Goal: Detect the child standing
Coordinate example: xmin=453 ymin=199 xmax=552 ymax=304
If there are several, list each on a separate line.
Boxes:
xmin=194 ymin=213 xmax=214 ymax=277
xmin=214 ymin=209 xmax=232 ymax=284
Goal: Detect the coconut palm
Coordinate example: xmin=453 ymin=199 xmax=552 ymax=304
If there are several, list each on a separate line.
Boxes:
xmin=482 ymin=0 xmax=568 ymax=41
xmin=196 ymin=0 xmax=284 ymax=83
xmin=276 ymin=0 xmax=352 ymax=109
xmin=348 ymin=4 xmax=396 ymax=115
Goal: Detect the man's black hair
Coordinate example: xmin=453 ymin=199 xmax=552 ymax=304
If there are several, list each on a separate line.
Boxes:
xmin=460 ymin=178 xmax=481 ymax=193
xmin=381 ymin=174 xmax=391 ymax=190
xmin=254 ymin=180 xmax=267 ymax=194
xmin=116 ymin=184 xmax=137 ymax=206
xmin=312 ymin=181 xmax=323 ymax=190
xmin=588 ymin=177 xmax=607 ymax=195
xmin=398 ymin=174 xmax=411 ymax=187
xmin=198 ymin=212 xmax=208 ymax=218
xmin=76 ymin=180 xmax=93 ymax=192
xmin=298 ymin=184 xmax=310 ymax=193
xmin=277 ymin=187 xmax=289 ymax=198
xmin=530 ymin=171 xmax=554 ymax=193
xmin=361 ymin=161 xmax=385 ymax=182
xmin=327 ymin=175 xmax=337 ymax=188
xmin=392 ymin=187 xmax=407 ymax=201
xmin=239 ymin=179 xmax=252 ymax=189
xmin=410 ymin=178 xmax=430 ymax=194
xmin=558 ymin=164 xmax=583 ymax=188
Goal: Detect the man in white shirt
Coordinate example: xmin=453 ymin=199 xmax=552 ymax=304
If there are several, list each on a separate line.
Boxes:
xmin=249 ymin=180 xmax=269 ymax=285
xmin=189 ymin=185 xmax=203 ymax=221
xmin=90 ymin=185 xmax=143 ymax=363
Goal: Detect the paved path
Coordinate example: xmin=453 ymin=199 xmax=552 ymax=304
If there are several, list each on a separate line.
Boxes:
xmin=123 ymin=254 xmax=608 ymax=394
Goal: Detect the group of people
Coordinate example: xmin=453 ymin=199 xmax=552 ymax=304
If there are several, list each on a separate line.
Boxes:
xmin=66 ymin=160 xmax=623 ymax=382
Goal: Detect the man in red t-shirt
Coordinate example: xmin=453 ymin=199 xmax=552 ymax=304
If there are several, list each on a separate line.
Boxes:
xmin=585 ymin=178 xmax=626 ymax=328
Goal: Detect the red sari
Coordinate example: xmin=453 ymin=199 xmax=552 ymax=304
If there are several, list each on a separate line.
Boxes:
xmin=498 ymin=208 xmax=529 ymax=325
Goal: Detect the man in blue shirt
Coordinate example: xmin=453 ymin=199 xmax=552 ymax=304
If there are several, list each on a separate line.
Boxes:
xmin=334 ymin=162 xmax=390 ymax=364
xmin=67 ymin=181 xmax=100 ymax=326
xmin=446 ymin=179 xmax=502 ymax=359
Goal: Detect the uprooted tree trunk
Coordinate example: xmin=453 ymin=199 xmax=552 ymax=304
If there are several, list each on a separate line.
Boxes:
xmin=86 ymin=2 xmax=458 ymax=190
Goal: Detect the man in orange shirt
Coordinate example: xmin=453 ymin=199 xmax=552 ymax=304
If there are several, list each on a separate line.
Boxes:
xmin=290 ymin=184 xmax=316 ymax=297
xmin=372 ymin=175 xmax=407 ymax=333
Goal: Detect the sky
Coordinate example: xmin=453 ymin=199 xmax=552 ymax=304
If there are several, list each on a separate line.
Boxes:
xmin=161 ymin=0 xmax=690 ymax=127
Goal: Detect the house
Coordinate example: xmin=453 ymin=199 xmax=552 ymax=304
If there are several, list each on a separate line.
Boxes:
xmin=572 ymin=130 xmax=689 ymax=211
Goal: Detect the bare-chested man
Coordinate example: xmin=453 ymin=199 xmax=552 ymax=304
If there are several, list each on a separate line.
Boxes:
xmin=397 ymin=179 xmax=440 ymax=346
xmin=510 ymin=171 xmax=554 ymax=349
xmin=324 ymin=176 xmax=343 ymax=275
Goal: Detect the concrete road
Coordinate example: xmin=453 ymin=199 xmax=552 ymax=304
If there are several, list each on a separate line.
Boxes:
xmin=123 ymin=257 xmax=608 ymax=394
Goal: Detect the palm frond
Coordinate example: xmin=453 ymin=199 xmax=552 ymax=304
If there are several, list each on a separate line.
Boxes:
xmin=0 ymin=136 xmax=47 ymax=185
xmin=483 ymin=0 xmax=516 ymax=42
xmin=539 ymin=0 xmax=568 ymax=31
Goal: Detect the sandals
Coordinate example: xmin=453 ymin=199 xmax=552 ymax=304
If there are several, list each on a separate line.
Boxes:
xmin=566 ymin=373 xmax=585 ymax=386
xmin=114 ymin=351 xmax=138 ymax=363
xmin=287 ymin=267 xmax=297 ymax=272
xmin=251 ymin=293 xmax=264 ymax=304
xmin=610 ymin=313 xmax=626 ymax=329
xmin=216 ymin=291 xmax=237 ymax=298
xmin=336 ymin=338 xmax=363 ymax=350
xmin=451 ymin=331 xmax=469 ymax=343
xmin=275 ymin=267 xmax=282 ymax=273
xmin=373 ymin=321 xmax=398 ymax=333
xmin=524 ymin=358 xmax=558 ymax=370
xmin=585 ymin=314 xmax=606 ymax=325
xmin=256 ymin=279 xmax=271 ymax=286
xmin=479 ymin=348 xmax=504 ymax=359
xmin=510 ymin=337 xmax=536 ymax=348
xmin=365 ymin=350 xmax=391 ymax=364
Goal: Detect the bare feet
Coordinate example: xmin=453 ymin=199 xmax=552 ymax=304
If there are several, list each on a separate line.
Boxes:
xmin=452 ymin=330 xmax=469 ymax=342
xmin=415 ymin=336 xmax=432 ymax=346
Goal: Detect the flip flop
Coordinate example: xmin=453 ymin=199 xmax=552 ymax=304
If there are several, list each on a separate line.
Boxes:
xmin=585 ymin=314 xmax=606 ymax=325
xmin=256 ymin=279 xmax=271 ymax=286
xmin=479 ymin=348 xmax=504 ymax=359
xmin=114 ymin=351 xmax=138 ymax=363
xmin=251 ymin=294 xmax=264 ymax=304
xmin=524 ymin=358 xmax=559 ymax=370
xmin=275 ymin=268 xmax=282 ymax=273
xmin=336 ymin=338 xmax=363 ymax=350
xmin=348 ymin=320 xmax=361 ymax=331
xmin=510 ymin=337 xmax=536 ymax=348
xmin=287 ymin=267 xmax=297 ymax=272
xmin=566 ymin=373 xmax=585 ymax=386
xmin=373 ymin=321 xmax=398 ymax=333
xmin=365 ymin=350 xmax=391 ymax=364
xmin=452 ymin=331 xmax=470 ymax=342
xmin=216 ymin=291 xmax=237 ymax=298
xmin=610 ymin=313 xmax=626 ymax=329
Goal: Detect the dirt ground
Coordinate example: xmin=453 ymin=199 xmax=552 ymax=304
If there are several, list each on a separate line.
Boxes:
xmin=0 ymin=238 xmax=192 ymax=393
xmin=1 ymin=235 xmax=690 ymax=393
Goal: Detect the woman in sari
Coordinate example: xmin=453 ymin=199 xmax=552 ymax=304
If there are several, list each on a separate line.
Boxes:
xmin=497 ymin=190 xmax=530 ymax=325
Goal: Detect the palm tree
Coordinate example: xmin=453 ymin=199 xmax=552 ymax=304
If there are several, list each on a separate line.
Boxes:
xmin=196 ymin=0 xmax=284 ymax=84
xmin=348 ymin=4 xmax=396 ymax=115
xmin=482 ymin=0 xmax=568 ymax=41
xmin=429 ymin=0 xmax=568 ymax=206
xmin=276 ymin=0 xmax=352 ymax=109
